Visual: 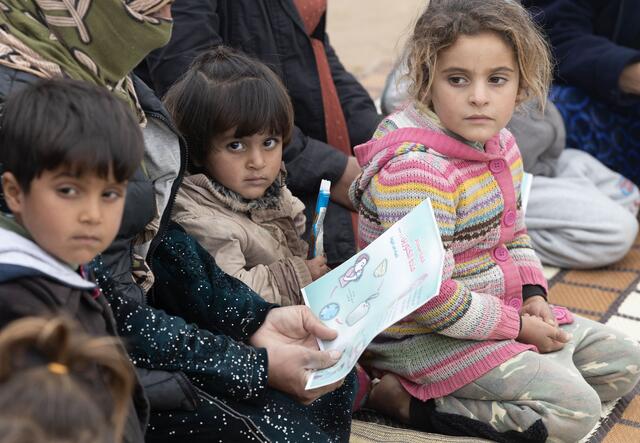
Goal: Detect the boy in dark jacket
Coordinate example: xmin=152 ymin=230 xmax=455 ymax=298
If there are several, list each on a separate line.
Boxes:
xmin=0 ymin=77 xmax=354 ymax=443
xmin=0 ymin=79 xmax=148 ymax=443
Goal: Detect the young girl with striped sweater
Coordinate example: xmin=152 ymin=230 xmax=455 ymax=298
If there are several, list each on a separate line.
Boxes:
xmin=350 ymin=1 xmax=640 ymax=441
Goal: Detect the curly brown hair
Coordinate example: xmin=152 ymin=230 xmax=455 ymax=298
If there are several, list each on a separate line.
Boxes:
xmin=406 ymin=0 xmax=552 ymax=110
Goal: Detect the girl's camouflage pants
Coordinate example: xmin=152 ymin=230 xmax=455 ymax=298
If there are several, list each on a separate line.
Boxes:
xmin=435 ymin=316 xmax=640 ymax=442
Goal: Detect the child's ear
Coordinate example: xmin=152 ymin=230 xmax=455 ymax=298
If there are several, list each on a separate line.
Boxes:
xmin=1 ymin=172 xmax=25 ymax=215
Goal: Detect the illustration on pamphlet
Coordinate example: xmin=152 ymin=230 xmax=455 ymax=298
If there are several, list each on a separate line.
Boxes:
xmin=344 ymin=280 xmax=383 ymax=327
xmin=302 ymin=198 xmax=445 ymax=389
xmin=338 ymin=253 xmax=369 ymax=287
xmin=373 ymin=258 xmax=387 ymax=277
xmin=318 ymin=302 xmax=340 ymax=321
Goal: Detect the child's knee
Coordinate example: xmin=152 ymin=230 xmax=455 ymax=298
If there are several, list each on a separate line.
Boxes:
xmin=610 ymin=336 xmax=640 ymax=397
xmin=612 ymin=210 xmax=639 ymax=258
xmin=594 ymin=206 xmax=638 ymax=265
xmin=545 ymin=384 xmax=601 ymax=442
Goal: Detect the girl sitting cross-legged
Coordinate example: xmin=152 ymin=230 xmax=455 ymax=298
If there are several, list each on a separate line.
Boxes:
xmin=349 ymin=1 xmax=640 ymax=441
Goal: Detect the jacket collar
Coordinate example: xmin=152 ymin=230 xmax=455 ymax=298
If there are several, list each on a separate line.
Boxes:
xmin=351 ymin=102 xmax=512 ymax=210
xmin=133 ymin=74 xmax=172 ymax=120
xmin=0 ymin=227 xmax=95 ymax=289
xmin=179 ymin=172 xmax=305 ymax=225
xmin=182 ymin=173 xmax=283 ymax=210
xmin=280 ymin=0 xmax=313 ymax=37
xmin=354 ymin=103 xmax=509 ymax=167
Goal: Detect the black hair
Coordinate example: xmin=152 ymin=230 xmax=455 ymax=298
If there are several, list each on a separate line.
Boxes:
xmin=0 ymin=79 xmax=144 ymax=192
xmin=164 ymin=46 xmax=294 ymax=169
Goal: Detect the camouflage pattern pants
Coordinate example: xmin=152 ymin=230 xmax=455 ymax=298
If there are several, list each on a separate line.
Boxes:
xmin=435 ymin=316 xmax=640 ymax=442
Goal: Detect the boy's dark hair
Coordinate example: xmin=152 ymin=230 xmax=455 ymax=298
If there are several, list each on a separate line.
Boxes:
xmin=164 ymin=46 xmax=294 ymax=169
xmin=0 ymin=79 xmax=144 ymax=192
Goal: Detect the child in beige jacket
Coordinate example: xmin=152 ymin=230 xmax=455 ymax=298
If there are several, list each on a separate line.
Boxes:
xmin=166 ymin=47 xmax=329 ymax=305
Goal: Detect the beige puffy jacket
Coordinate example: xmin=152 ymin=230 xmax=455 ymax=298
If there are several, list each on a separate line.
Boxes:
xmin=172 ymin=173 xmax=312 ymax=305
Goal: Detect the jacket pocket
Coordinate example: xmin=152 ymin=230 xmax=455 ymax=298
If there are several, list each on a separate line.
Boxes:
xmin=136 ymin=368 xmax=198 ymax=411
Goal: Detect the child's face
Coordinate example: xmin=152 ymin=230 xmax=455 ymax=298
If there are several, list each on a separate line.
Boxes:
xmin=430 ymin=31 xmax=519 ymax=144
xmin=2 ymin=167 xmax=127 ymax=265
xmin=204 ymin=129 xmax=283 ymax=199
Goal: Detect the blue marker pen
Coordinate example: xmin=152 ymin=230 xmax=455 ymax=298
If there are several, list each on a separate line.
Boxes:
xmin=312 ymin=179 xmax=331 ymax=257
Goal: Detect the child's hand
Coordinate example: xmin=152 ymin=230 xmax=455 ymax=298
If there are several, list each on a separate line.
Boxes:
xmin=306 ymin=255 xmax=330 ymax=280
xmin=520 ymin=295 xmax=556 ymax=326
xmin=517 ymin=314 xmax=572 ymax=353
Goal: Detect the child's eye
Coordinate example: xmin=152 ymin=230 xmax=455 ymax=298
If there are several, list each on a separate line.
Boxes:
xmin=226 ymin=141 xmax=245 ymax=152
xmin=263 ymin=137 xmax=280 ymax=150
xmin=448 ymin=76 xmax=468 ymax=86
xmin=102 ymin=190 xmax=124 ymax=201
xmin=489 ymin=76 xmax=508 ymax=85
xmin=56 ymin=186 xmax=78 ymax=197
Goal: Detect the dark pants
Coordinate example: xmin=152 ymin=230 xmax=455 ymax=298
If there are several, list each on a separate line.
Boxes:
xmin=146 ymin=370 xmax=356 ymax=443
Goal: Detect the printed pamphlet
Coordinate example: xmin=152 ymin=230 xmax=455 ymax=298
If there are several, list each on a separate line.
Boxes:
xmin=302 ymin=198 xmax=445 ymax=389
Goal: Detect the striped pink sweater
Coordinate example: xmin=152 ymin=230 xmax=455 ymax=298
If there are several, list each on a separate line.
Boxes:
xmin=349 ymin=103 xmax=551 ymax=400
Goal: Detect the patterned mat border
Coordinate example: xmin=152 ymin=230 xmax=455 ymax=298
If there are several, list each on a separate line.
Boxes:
xmin=548 ymin=266 xmax=640 ymax=325
xmin=588 ymin=384 xmax=640 ymax=442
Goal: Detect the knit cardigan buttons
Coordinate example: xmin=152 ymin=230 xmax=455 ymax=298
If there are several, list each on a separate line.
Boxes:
xmin=503 ymin=209 xmax=517 ymax=227
xmin=493 ymin=245 xmax=509 ymax=262
xmin=488 ymin=159 xmax=506 ymax=173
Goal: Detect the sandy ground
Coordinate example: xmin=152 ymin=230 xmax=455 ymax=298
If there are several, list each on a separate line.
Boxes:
xmin=326 ymin=0 xmax=425 ymax=99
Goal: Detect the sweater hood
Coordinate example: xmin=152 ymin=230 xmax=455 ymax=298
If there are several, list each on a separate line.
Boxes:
xmin=349 ymin=104 xmax=451 ymax=211
xmin=0 ymin=228 xmax=95 ymax=289
xmin=349 ymin=102 xmax=509 ymax=211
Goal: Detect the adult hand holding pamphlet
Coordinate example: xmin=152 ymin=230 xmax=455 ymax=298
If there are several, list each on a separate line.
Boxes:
xmin=302 ymin=198 xmax=445 ymax=389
